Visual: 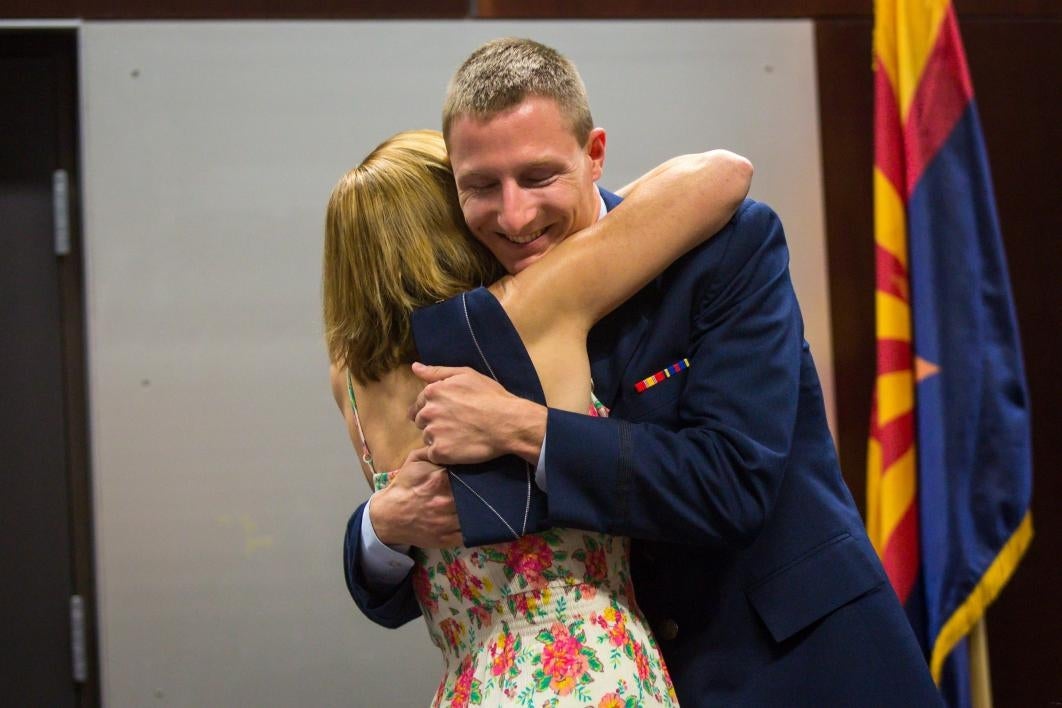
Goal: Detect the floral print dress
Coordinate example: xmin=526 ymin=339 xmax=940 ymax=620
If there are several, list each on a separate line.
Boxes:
xmin=366 ymin=394 xmax=679 ymax=708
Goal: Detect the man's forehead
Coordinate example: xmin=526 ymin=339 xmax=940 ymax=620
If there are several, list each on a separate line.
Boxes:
xmin=449 ymin=98 xmax=579 ymax=150
xmin=452 ymin=94 xmax=565 ymax=128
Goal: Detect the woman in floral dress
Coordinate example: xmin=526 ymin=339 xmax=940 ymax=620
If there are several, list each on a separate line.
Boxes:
xmin=323 ymin=130 xmax=751 ymax=706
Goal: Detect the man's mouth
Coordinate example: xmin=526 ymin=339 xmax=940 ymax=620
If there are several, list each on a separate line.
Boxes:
xmin=503 ymin=226 xmax=548 ymax=245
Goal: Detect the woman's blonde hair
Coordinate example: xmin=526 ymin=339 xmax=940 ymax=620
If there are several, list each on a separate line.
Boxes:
xmin=323 ymin=129 xmax=502 ymax=382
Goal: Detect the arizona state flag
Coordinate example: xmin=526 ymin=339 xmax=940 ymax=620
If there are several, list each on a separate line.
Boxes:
xmin=867 ymin=1 xmax=1033 ymax=705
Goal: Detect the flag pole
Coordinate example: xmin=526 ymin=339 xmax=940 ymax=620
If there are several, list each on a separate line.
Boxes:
xmin=969 ymin=618 xmax=993 ymax=708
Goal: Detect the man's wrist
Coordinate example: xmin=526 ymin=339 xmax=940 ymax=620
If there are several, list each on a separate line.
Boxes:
xmin=506 ymin=398 xmax=547 ymax=464
xmin=359 ymin=494 xmax=414 ymax=591
xmin=368 ymin=485 xmax=406 ymax=548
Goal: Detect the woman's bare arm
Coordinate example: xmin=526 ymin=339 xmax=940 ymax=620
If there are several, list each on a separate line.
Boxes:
xmin=613 ymin=153 xmax=696 ymax=199
xmin=496 ymin=150 xmax=752 ymax=344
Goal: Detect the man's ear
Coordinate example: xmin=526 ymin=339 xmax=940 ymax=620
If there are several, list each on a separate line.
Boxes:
xmin=585 ymin=128 xmax=606 ymax=181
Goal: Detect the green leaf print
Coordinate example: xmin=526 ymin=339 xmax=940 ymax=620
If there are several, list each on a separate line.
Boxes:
xmin=582 ymin=647 xmax=604 ymax=673
xmin=484 ymin=548 xmax=507 ymax=563
xmin=575 ymin=683 xmax=592 ymax=702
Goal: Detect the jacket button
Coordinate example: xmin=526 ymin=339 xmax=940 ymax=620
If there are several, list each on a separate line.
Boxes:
xmin=658 ymin=618 xmax=679 ymax=641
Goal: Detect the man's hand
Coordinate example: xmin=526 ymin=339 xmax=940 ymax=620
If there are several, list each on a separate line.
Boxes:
xmin=370 ymin=446 xmax=462 ymax=548
xmin=409 ymin=362 xmax=547 ymax=466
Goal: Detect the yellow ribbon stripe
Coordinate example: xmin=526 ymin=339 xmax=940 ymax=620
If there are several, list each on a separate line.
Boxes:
xmin=930 ymin=512 xmax=1034 ymax=682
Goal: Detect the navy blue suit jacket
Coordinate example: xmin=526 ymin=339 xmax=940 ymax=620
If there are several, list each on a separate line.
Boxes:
xmin=343 ymin=194 xmax=941 ymax=705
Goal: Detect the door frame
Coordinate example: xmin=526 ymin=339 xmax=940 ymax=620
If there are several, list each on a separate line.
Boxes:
xmin=1 ymin=25 xmax=99 ymax=707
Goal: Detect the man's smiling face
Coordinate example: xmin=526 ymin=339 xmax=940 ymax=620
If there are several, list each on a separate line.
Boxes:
xmin=447 ymin=95 xmax=605 ymax=275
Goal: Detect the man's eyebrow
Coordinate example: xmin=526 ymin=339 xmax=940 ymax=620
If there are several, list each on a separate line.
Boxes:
xmin=455 ymin=170 xmax=494 ymax=184
xmin=522 ymin=159 xmax=564 ymax=170
xmin=452 ymin=173 xmax=492 ymax=190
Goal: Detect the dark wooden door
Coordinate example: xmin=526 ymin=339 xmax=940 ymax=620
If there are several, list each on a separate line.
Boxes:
xmin=0 ymin=30 xmax=96 ymax=706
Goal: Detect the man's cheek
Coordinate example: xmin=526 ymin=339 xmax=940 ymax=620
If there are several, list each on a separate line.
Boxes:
xmin=462 ymin=210 xmax=489 ymax=236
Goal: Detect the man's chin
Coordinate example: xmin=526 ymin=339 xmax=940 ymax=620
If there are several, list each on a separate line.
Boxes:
xmin=507 ymin=241 xmax=557 ymax=274
xmin=506 ymin=232 xmax=570 ymax=274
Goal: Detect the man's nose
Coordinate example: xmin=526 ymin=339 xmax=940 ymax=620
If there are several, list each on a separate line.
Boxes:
xmin=496 ymin=182 xmax=536 ymax=236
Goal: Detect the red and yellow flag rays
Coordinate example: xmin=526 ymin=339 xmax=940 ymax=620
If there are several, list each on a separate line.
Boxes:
xmin=868 ymin=0 xmax=964 ymax=606
xmin=866 ymin=161 xmax=918 ymax=601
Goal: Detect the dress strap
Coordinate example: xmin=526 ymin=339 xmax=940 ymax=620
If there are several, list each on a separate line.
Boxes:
xmin=589 ymin=390 xmax=609 ymax=418
xmin=346 ymin=370 xmax=377 ymax=475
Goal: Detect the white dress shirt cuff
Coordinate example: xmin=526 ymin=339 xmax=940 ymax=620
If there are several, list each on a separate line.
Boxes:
xmin=535 ymin=432 xmax=548 ymax=492
xmin=359 ymin=492 xmax=415 ymax=591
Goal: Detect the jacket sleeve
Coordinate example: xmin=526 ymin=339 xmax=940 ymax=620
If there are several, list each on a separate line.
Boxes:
xmin=342 ymin=501 xmax=422 ymax=628
xmin=544 ymin=201 xmax=804 ymax=549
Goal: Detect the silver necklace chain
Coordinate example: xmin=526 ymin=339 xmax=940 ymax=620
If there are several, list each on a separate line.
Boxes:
xmin=454 ymin=291 xmax=532 ymax=540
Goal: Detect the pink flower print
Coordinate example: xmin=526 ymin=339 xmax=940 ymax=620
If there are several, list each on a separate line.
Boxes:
xmin=449 ymin=655 xmax=482 ymax=708
xmin=510 ymin=588 xmax=551 ymax=619
xmin=446 ymin=556 xmax=484 ymax=601
xmin=439 ymin=618 xmax=465 ymax=653
xmin=432 ymin=676 xmax=446 ymax=708
xmin=631 ymin=639 xmax=652 ymax=684
xmin=536 ymin=621 xmax=603 ymax=697
xmin=541 ymin=622 xmax=588 ymax=696
xmin=511 ymin=592 xmax=530 ymax=618
xmin=488 ymin=629 xmax=517 ymax=677
xmin=412 ymin=565 xmax=438 ymax=616
xmin=467 ymin=604 xmax=492 ymax=629
xmin=582 ymin=545 xmax=608 ymax=584
xmin=592 ymin=606 xmax=629 ymax=648
xmin=663 ymin=660 xmax=679 ymax=703
xmin=504 ymin=535 xmax=554 ymax=588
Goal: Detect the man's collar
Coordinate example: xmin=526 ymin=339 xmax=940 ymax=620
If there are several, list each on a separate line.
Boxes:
xmin=597 ymin=192 xmax=607 ymax=221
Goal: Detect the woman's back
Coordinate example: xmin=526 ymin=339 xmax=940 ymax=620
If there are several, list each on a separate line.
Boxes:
xmin=332 ymin=364 xmax=425 ymax=478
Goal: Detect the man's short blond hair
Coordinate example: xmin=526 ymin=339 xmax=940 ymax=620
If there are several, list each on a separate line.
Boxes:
xmin=442 ymin=37 xmax=593 ymax=144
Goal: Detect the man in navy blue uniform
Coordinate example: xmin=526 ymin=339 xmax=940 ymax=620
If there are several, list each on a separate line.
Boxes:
xmin=346 ymin=38 xmax=940 ymax=705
